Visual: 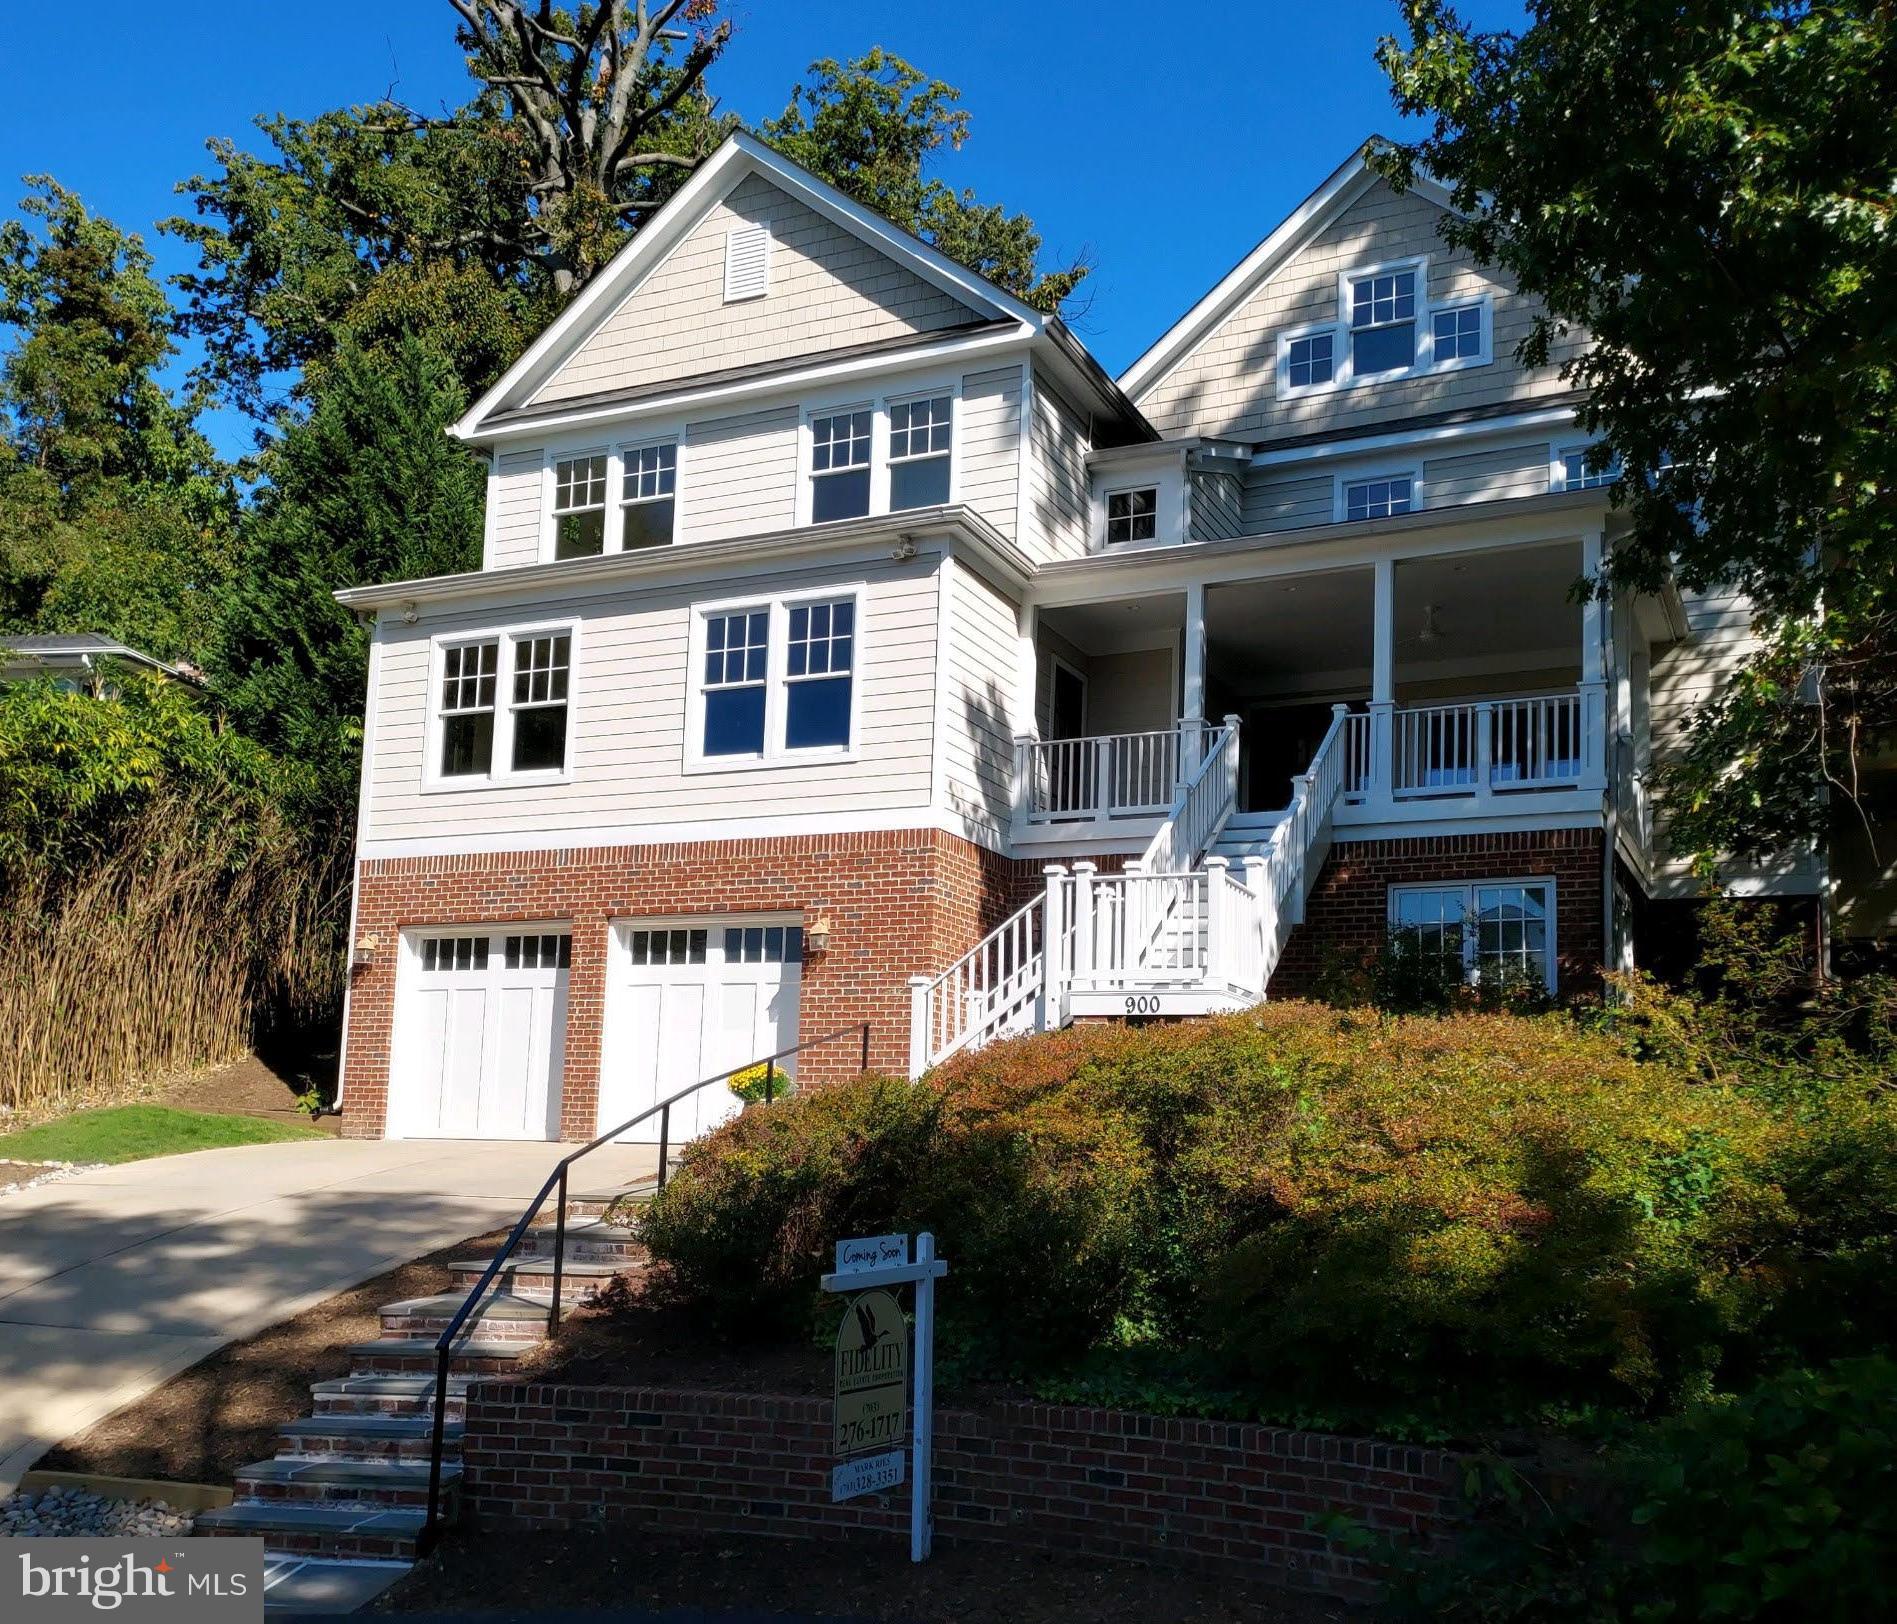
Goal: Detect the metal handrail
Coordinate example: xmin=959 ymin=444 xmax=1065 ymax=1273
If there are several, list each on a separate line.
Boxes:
xmin=419 ymin=1019 xmax=873 ymax=1547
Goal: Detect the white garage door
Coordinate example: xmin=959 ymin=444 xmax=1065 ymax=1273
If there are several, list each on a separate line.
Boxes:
xmin=597 ymin=918 xmax=802 ymax=1143
xmin=394 ymin=928 xmax=569 ymax=1140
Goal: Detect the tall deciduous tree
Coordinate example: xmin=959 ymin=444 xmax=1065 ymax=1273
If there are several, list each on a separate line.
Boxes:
xmin=1375 ymin=1 xmax=1896 ymax=868
xmin=761 ymin=48 xmax=1088 ymax=313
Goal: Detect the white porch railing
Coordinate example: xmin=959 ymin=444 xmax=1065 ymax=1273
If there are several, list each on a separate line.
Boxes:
xmin=1341 ymin=688 xmax=1602 ymax=806
xmin=1136 ymin=718 xmax=1240 ymax=874
xmin=1015 ymin=721 xmax=1217 ymax=827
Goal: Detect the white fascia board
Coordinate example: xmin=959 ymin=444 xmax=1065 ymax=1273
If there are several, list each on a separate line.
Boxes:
xmin=1249 ymin=403 xmax=1582 ymax=469
xmin=332 ymin=505 xmax=1033 ymax=614
xmin=453 ymin=131 xmax=1041 ymax=440
xmin=468 ymin=326 xmax=1033 ymax=448
xmin=1117 ymin=141 xmax=1476 ymax=404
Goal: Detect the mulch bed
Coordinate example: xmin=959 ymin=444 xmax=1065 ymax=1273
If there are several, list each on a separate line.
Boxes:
xmin=374 ymin=1527 xmax=1354 ymax=1622
xmin=37 ymin=1230 xmax=508 ymax=1484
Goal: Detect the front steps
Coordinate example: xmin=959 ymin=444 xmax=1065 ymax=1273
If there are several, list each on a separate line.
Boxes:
xmin=197 ymin=1192 xmax=648 ymax=1611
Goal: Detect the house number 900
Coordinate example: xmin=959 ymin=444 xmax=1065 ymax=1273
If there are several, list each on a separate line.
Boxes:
xmin=1124 ymin=995 xmax=1161 ymax=1015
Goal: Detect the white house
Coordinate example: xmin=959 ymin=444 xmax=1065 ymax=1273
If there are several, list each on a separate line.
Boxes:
xmin=330 ymin=132 xmax=1841 ymax=1144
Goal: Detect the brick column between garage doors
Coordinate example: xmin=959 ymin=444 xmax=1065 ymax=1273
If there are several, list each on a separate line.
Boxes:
xmin=339 ymin=829 xmax=1031 ymax=1140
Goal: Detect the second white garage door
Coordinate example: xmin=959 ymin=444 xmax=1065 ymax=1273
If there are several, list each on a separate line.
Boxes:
xmin=597 ymin=918 xmax=803 ymax=1142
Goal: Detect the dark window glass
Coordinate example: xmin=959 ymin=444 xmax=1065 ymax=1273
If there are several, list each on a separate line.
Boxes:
xmin=811 ymin=465 xmax=870 ymax=523
xmin=512 ymin=706 xmax=567 ymax=772
xmin=441 ymin=711 xmax=493 ymax=777
xmin=890 ymin=456 xmax=950 ymax=510
xmin=554 ymin=508 xmax=605 ymax=559
xmin=1349 ymin=269 xmax=1418 ymax=378
xmin=786 ymin=677 xmax=851 ymax=749
xmin=1352 ymin=321 xmax=1415 ymax=376
xmin=704 ymin=685 xmax=766 ymax=756
xmin=1106 ymin=488 xmax=1158 ymax=546
xmin=621 ymin=498 xmax=674 ymax=550
xmin=1286 ymin=332 xmax=1334 ymax=388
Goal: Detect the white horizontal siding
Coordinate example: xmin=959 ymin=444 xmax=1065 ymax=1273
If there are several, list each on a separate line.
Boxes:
xmin=942 ymin=566 xmax=1021 ymax=832
xmin=679 ymin=405 xmax=799 ymax=544
xmin=1024 ymin=370 xmax=1091 ymax=563
xmin=488 ymin=450 xmax=544 ymax=569
xmin=958 ymin=366 xmax=1022 ymax=541
xmin=365 ymin=554 xmax=939 ymax=843
xmin=534 ymin=173 xmax=982 ymax=406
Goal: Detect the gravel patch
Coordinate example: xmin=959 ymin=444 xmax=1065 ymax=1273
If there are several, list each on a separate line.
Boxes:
xmin=0 ymin=1159 xmax=103 ymax=1197
xmin=1 ymin=1484 xmax=195 ymax=1538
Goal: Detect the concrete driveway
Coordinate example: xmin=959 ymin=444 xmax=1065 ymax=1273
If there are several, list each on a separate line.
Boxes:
xmin=0 ymin=1137 xmax=658 ymax=1492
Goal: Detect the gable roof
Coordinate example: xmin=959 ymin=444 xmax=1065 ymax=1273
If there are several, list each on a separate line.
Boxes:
xmin=454 ymin=130 xmax=1148 ymax=443
xmin=1117 ymin=140 xmax=1466 ymax=404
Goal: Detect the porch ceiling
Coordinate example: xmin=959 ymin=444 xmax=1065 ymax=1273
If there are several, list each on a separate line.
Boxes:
xmin=1206 ymin=568 xmax=1374 ymax=687
xmin=1040 ymin=591 xmax=1185 ymax=656
xmin=1395 ymin=542 xmax=1583 ymax=664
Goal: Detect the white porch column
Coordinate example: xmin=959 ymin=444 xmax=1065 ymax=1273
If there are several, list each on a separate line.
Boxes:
xmin=1204 ymin=856 xmax=1230 ymax=987
xmin=1181 ymin=580 xmax=1208 ymax=775
xmin=1367 ymin=557 xmax=1396 ymax=808
xmin=1014 ymin=600 xmax=1040 ymax=738
xmin=1071 ymin=861 xmax=1097 ymax=989
xmin=1039 ymin=865 xmax=1067 ymax=1030
xmin=1578 ymin=530 xmax=1609 ymax=790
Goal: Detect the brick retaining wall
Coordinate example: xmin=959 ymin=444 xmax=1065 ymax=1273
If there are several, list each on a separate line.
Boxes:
xmin=460 ymin=1383 xmax=1460 ymax=1601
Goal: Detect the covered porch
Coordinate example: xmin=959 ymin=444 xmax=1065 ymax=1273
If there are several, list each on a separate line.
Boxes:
xmin=1011 ymin=537 xmax=1609 ymax=847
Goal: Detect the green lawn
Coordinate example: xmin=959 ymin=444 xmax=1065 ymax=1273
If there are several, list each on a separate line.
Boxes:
xmin=0 ymin=1104 xmax=325 ymax=1167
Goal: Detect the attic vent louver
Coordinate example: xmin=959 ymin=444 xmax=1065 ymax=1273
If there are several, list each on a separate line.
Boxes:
xmin=723 ymin=223 xmax=770 ymax=303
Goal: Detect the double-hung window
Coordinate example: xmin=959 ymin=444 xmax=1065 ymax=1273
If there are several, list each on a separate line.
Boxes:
xmin=620 ymin=443 xmax=677 ymax=549
xmin=552 ymin=454 xmax=608 ymax=559
xmin=1342 ymin=473 xmax=1415 ymax=522
xmin=692 ymin=591 xmax=860 ymax=766
xmin=438 ymin=640 xmax=499 ymax=777
xmin=1389 ymin=880 xmax=1557 ymax=992
xmin=784 ymin=598 xmax=854 ymax=749
xmin=810 ymin=408 xmax=872 ymax=523
xmin=701 ymin=608 xmax=770 ymax=757
xmin=433 ymin=626 xmax=576 ymax=784
xmin=1350 ymin=267 xmax=1417 ymax=376
xmin=888 ymin=395 xmax=952 ymax=510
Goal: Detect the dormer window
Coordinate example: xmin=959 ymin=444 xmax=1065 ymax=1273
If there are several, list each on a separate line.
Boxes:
xmin=1277 ymin=259 xmax=1491 ymax=398
xmin=1106 ymin=487 xmax=1158 ymax=546
xmin=1349 ymin=268 xmax=1417 ymax=376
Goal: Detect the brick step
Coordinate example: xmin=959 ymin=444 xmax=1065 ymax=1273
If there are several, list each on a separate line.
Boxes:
xmin=311 ymin=1376 xmax=472 ymax=1421
xmin=346 ymin=1339 xmax=534 ymax=1377
xmin=279 ymin=1414 xmax=463 ymax=1463
xmin=234 ymin=1457 xmax=459 ymax=1512
xmin=515 ymin=1220 xmax=643 ymax=1262
xmin=196 ymin=1502 xmax=428 ymax=1562
xmin=445 ymin=1256 xmax=632 ymax=1297
xmin=377 ymin=1292 xmax=550 ymax=1343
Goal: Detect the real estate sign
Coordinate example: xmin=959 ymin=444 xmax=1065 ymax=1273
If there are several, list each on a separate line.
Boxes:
xmin=832 ymin=1287 xmax=907 ymax=1456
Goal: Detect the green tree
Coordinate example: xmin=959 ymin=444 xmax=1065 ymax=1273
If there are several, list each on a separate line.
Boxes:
xmin=761 ymin=48 xmax=1087 ymax=313
xmin=0 ymin=180 xmax=232 ymax=660
xmin=1375 ymin=2 xmax=1897 ymax=865
xmin=210 ymin=336 xmax=486 ymax=815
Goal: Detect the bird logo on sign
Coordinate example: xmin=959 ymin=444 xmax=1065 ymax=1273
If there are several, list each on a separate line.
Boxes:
xmin=854 ymin=1297 xmax=894 ymax=1351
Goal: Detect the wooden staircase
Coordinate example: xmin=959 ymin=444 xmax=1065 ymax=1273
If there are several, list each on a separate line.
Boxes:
xmin=196 ymin=1192 xmax=648 ymax=1613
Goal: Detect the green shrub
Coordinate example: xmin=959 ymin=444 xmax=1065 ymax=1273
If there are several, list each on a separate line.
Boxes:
xmin=640 ymin=1002 xmax=1891 ymax=1429
xmin=1384 ymin=1358 xmax=1897 ymax=1621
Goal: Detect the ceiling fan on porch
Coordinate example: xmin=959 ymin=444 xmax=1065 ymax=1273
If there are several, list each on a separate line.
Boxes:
xmin=1399 ymin=601 xmax=1448 ymax=648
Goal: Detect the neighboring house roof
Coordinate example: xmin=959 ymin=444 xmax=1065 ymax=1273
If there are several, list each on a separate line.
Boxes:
xmin=452 ymin=129 xmax=1152 ymax=446
xmin=1117 ymin=141 xmax=1468 ymax=405
xmin=0 ymin=632 xmax=202 ymax=687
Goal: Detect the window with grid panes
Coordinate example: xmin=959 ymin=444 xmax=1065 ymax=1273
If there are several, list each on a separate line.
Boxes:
xmin=1344 ymin=475 xmax=1413 ymax=522
xmin=888 ymin=395 xmax=951 ymax=510
xmin=504 ymin=933 xmax=572 ymax=970
xmin=701 ymin=608 xmax=768 ymax=756
xmin=420 ymin=935 xmax=489 ymax=972
xmin=784 ymin=598 xmax=853 ymax=750
xmin=1286 ymin=331 xmax=1334 ymax=389
xmin=509 ymin=632 xmax=571 ymax=772
xmin=1105 ymin=487 xmax=1158 ymax=546
xmin=552 ymin=454 xmax=608 ymax=558
xmin=620 ymin=443 xmax=677 ymax=549
xmin=1432 ymin=304 xmax=1483 ymax=362
xmin=1389 ymin=881 xmax=1555 ymax=991
xmin=626 ymin=928 xmax=708 ymax=965
xmin=1349 ymin=268 xmax=1417 ymax=376
xmin=724 ymin=924 xmax=803 ymax=963
xmin=809 ymin=409 xmax=871 ymax=522
xmin=438 ymin=640 xmax=498 ymax=776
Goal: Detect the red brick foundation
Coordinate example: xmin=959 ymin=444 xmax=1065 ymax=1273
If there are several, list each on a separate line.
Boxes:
xmin=460 ymin=1383 xmax=1458 ymax=1601
xmin=1272 ymin=827 xmax=1607 ymax=997
xmin=339 ymin=828 xmax=1032 ymax=1140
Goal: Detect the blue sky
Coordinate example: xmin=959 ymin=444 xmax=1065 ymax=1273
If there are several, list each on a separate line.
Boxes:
xmin=1 ymin=1 xmax=1527 ymax=455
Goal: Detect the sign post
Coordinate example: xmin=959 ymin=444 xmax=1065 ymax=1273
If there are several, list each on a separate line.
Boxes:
xmin=821 ymin=1231 xmax=949 ymax=1562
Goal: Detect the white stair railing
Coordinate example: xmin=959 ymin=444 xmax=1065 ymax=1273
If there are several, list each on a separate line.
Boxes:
xmin=1137 ymin=716 xmax=1240 ymax=874
xmin=1245 ymin=704 xmax=1352 ymax=981
xmin=906 ymin=894 xmax=1044 ymax=1078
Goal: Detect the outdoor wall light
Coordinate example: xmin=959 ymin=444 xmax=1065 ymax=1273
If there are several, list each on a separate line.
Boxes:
xmin=807 ymin=915 xmax=834 ymax=952
xmin=351 ymin=932 xmax=383 ymax=971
